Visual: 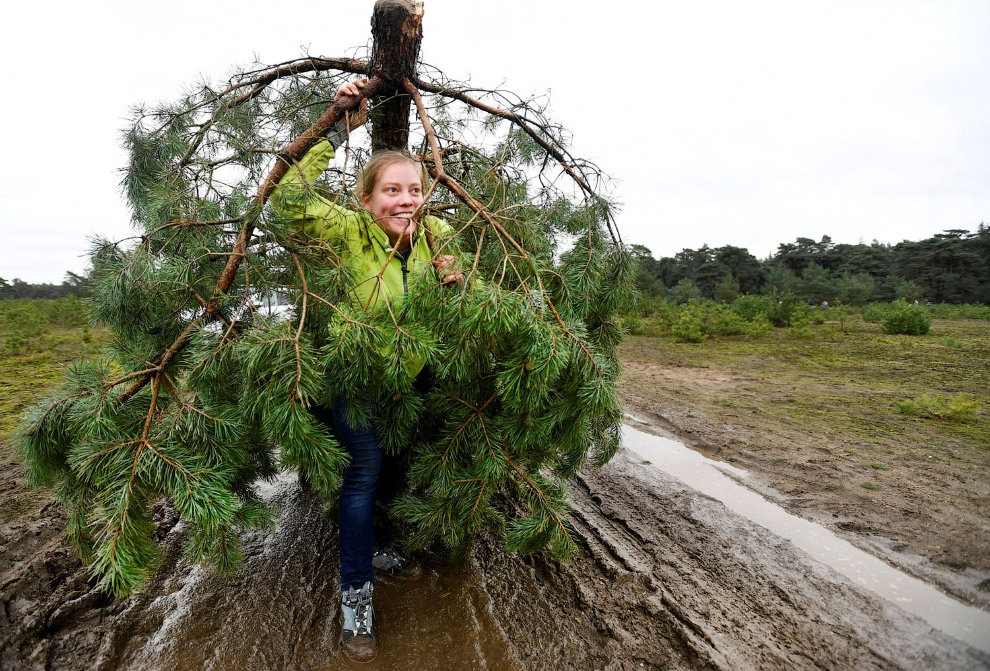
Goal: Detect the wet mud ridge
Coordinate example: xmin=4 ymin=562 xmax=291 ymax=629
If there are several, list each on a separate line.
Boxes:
xmin=3 ymin=445 xmax=989 ymax=670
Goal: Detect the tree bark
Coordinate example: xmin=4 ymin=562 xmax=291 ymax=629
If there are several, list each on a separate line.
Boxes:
xmin=368 ymin=0 xmax=424 ymax=151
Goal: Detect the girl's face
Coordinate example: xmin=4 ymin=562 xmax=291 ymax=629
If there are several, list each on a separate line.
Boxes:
xmin=360 ymin=161 xmax=424 ymax=250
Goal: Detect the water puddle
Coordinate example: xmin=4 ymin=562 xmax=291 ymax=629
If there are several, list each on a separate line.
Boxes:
xmin=621 ymin=422 xmax=990 ymax=654
xmin=101 ymin=472 xmax=520 ymax=670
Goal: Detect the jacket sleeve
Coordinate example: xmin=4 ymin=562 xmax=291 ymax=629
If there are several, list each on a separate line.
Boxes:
xmin=270 ymin=139 xmax=357 ymax=242
xmin=424 ymin=215 xmax=458 ymax=253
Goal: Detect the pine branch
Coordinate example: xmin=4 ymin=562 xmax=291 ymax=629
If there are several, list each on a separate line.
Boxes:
xmin=407 ymin=86 xmax=601 ymax=380
xmin=180 ymin=57 xmax=368 ymax=167
xmin=117 ymin=79 xmax=390 ymax=405
xmin=410 ymin=75 xmax=622 ymax=247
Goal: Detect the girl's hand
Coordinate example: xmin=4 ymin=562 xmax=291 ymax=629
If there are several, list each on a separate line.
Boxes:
xmin=433 ymin=255 xmax=464 ymax=285
xmin=335 ymin=78 xmax=369 ymax=128
xmin=337 ymin=78 xmax=368 ymax=99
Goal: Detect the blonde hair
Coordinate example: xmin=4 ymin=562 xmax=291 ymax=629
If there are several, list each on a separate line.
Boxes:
xmin=355 ymin=150 xmax=428 ymax=200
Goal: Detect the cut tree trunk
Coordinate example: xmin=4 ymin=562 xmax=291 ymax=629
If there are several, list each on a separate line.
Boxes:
xmin=368 ymin=0 xmax=424 ymax=151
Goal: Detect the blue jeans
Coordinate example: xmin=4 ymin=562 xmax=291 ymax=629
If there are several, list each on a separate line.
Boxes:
xmin=330 ymin=398 xmax=404 ymax=590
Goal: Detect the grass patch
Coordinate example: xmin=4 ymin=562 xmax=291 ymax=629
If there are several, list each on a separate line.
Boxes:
xmin=869 ymin=461 xmax=890 ymax=470
xmin=895 ymin=394 xmax=980 ymax=422
xmin=860 ymin=482 xmax=881 ymax=491
xmin=0 ymin=300 xmax=105 ymax=523
xmin=939 ymin=336 xmax=963 ymax=349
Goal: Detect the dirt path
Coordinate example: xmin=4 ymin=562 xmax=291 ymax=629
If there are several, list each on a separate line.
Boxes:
xmin=618 ymin=334 xmax=990 ymax=609
xmin=3 ymin=443 xmax=987 ymax=670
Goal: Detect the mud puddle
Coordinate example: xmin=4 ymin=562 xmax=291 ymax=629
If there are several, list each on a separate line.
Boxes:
xmin=622 ymin=418 xmax=990 ymax=654
xmin=94 ymin=474 xmax=520 ymax=671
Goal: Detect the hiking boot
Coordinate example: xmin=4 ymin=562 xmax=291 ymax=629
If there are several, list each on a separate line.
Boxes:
xmin=372 ymin=546 xmax=423 ymax=580
xmin=340 ymin=581 xmax=377 ymax=663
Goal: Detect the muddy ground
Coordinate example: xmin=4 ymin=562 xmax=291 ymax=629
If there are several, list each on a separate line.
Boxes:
xmin=3 ymin=330 xmax=989 ymax=670
xmin=618 ymin=333 xmax=990 ymax=609
xmin=3 ymin=437 xmax=988 ymax=669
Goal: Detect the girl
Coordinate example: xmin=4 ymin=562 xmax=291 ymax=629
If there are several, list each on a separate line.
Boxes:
xmin=272 ymin=78 xmax=461 ymax=663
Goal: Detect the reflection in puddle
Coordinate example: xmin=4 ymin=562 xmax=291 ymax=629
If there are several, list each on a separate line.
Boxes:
xmin=621 ymin=423 xmax=990 ymax=654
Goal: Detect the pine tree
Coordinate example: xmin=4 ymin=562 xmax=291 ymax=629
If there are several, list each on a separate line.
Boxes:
xmin=15 ymin=1 xmax=630 ymax=596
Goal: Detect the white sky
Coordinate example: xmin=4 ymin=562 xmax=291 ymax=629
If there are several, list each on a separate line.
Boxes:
xmin=2 ymin=0 xmax=987 ymax=283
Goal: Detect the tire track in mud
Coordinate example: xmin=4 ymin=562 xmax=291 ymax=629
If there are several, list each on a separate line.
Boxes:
xmin=565 ymin=475 xmax=727 ymax=668
xmin=620 ymin=449 xmax=986 ymax=669
xmin=3 ymin=448 xmax=989 ymax=670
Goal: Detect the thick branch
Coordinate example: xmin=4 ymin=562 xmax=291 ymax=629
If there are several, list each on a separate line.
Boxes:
xmin=180 ymin=57 xmax=367 ymax=167
xmin=412 ymin=75 xmax=623 ymax=247
xmin=206 ymin=78 xmax=387 ymax=317
xmin=223 ymin=57 xmax=367 ymax=102
xmin=411 ymin=78 xmax=588 ymax=193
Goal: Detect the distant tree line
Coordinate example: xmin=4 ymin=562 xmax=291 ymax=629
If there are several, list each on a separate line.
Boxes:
xmin=7 ymin=226 xmax=989 ymax=306
xmin=0 ymin=272 xmax=92 ymax=300
xmin=632 ymin=225 xmax=990 ymax=305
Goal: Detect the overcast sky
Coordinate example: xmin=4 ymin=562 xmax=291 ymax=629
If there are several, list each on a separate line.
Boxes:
xmin=2 ymin=0 xmax=987 ymax=283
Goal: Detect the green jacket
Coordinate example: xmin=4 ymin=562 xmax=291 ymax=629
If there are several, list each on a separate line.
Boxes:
xmin=271 ymin=139 xmax=453 ymax=312
xmin=271 ymin=139 xmax=454 ymax=378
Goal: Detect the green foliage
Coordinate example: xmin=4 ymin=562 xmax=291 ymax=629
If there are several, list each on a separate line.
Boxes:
xmin=632 ymin=298 xmax=774 ymax=342
xmin=0 ymin=272 xmax=92 ymax=300
xmin=895 ymin=228 xmax=988 ymax=304
xmin=0 ymin=297 xmax=91 ymax=355
xmin=827 ymin=304 xmax=855 ymax=332
xmin=787 ymin=310 xmax=813 ymax=339
xmin=881 ymin=300 xmax=932 ymax=335
xmin=628 ymin=244 xmax=666 ymax=298
xmin=861 ymin=302 xmax=889 ymax=323
xmin=763 ymin=265 xmax=799 ymax=296
xmin=894 ymin=393 xmax=979 ymax=421
xmin=707 ymin=306 xmax=751 ymax=336
xmin=836 ymin=272 xmax=875 ymax=305
xmin=672 ymin=310 xmax=707 ymax=343
xmin=667 ymin=278 xmax=701 ymax=304
xmin=731 ymin=294 xmax=774 ymax=321
xmin=862 ymin=301 xmax=990 ymax=323
xmin=629 ymin=224 xmax=990 ymax=306
xmin=713 ymin=274 xmax=740 ymax=303
xmin=767 ymin=292 xmax=803 ymax=327
xmin=745 ymin=314 xmax=774 ymax=338
xmin=798 ymin=262 xmax=835 ymax=304
xmin=928 ymin=303 xmax=990 ymax=319
xmin=16 ymin=56 xmax=629 ymax=595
